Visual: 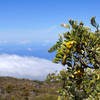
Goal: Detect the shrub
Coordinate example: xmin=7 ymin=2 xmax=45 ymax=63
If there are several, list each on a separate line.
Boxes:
xmin=47 ymin=17 xmax=100 ymax=100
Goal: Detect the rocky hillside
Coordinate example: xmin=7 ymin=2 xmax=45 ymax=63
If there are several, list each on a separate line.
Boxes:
xmin=0 ymin=77 xmax=60 ymax=100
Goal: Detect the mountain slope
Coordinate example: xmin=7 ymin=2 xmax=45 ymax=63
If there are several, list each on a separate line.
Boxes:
xmin=0 ymin=77 xmax=60 ymax=100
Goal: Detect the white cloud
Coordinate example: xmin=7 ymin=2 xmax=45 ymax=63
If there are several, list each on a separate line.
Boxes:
xmin=28 ymin=25 xmax=58 ymax=34
xmin=42 ymin=40 xmax=52 ymax=46
xmin=27 ymin=48 xmax=32 ymax=51
xmin=18 ymin=40 xmax=31 ymax=44
xmin=0 ymin=54 xmax=63 ymax=80
xmin=0 ymin=40 xmax=8 ymax=44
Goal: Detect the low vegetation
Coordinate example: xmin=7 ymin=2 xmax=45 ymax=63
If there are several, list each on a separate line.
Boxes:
xmin=0 ymin=77 xmax=60 ymax=100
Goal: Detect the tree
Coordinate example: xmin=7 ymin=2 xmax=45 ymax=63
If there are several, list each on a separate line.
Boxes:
xmin=46 ymin=17 xmax=100 ymax=100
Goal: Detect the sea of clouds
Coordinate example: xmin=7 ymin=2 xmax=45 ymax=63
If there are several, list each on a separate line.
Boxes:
xmin=0 ymin=54 xmax=63 ymax=80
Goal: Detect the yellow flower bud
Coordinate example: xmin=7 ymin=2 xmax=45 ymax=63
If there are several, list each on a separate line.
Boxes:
xmin=66 ymin=49 xmax=70 ymax=54
xmin=97 ymin=75 xmax=99 ymax=80
xmin=84 ymin=42 xmax=87 ymax=46
xmin=62 ymin=54 xmax=67 ymax=65
xmin=72 ymin=75 xmax=74 ymax=78
xmin=66 ymin=40 xmax=76 ymax=49
xmin=77 ymin=70 xmax=80 ymax=73
xmin=81 ymin=50 xmax=84 ymax=54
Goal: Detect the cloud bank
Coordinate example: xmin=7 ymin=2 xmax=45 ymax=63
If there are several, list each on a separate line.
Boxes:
xmin=0 ymin=54 xmax=63 ymax=80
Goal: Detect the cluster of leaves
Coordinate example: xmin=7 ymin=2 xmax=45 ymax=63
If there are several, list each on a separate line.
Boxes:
xmin=46 ymin=69 xmax=100 ymax=100
xmin=47 ymin=17 xmax=100 ymax=100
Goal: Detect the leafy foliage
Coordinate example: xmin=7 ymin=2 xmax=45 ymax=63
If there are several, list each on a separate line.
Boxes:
xmin=47 ymin=17 xmax=100 ymax=100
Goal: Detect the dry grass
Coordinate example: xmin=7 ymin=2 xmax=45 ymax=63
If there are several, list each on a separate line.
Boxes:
xmin=0 ymin=77 xmax=60 ymax=100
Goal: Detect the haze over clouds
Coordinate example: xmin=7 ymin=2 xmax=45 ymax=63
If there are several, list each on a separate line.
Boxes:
xmin=0 ymin=54 xmax=63 ymax=80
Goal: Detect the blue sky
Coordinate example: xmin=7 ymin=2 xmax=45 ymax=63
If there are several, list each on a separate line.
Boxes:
xmin=0 ymin=0 xmax=100 ymax=59
xmin=0 ymin=0 xmax=100 ymax=43
xmin=0 ymin=0 xmax=100 ymax=80
xmin=0 ymin=0 xmax=100 ymax=58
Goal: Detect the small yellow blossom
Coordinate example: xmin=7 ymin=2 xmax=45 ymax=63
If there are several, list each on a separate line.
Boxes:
xmin=98 ymin=92 xmax=100 ymax=95
xmin=77 ymin=70 xmax=80 ymax=73
xmin=74 ymin=69 xmax=85 ymax=78
xmin=84 ymin=42 xmax=87 ymax=46
xmin=74 ymin=69 xmax=81 ymax=74
xmin=81 ymin=50 xmax=84 ymax=54
xmin=74 ymin=71 xmax=78 ymax=74
xmin=72 ymin=75 xmax=74 ymax=78
xmin=63 ymin=54 xmax=66 ymax=60
xmin=66 ymin=49 xmax=70 ymax=54
xmin=66 ymin=40 xmax=76 ymax=49
xmin=97 ymin=75 xmax=99 ymax=80
xmin=62 ymin=54 xmax=67 ymax=65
